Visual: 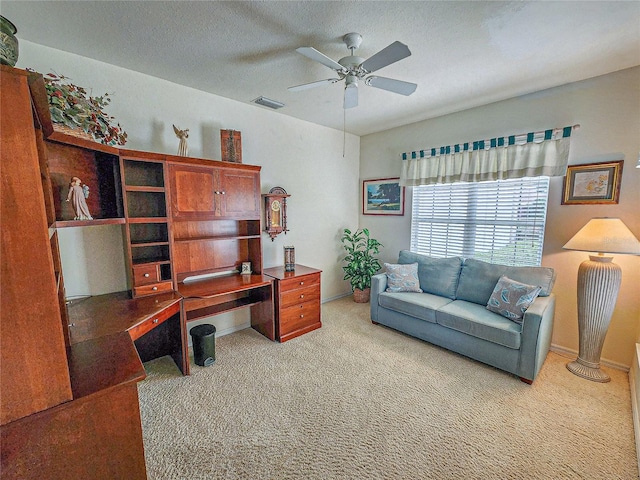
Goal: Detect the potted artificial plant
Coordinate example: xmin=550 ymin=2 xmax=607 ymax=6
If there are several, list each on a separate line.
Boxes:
xmin=341 ymin=228 xmax=383 ymax=303
xmin=38 ymin=71 xmax=128 ymax=146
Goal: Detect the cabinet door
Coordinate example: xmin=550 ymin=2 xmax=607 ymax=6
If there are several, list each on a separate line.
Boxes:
xmin=219 ymin=168 xmax=260 ymax=219
xmin=1 ymin=68 xmax=73 ymax=425
xmin=169 ymin=163 xmax=218 ymax=219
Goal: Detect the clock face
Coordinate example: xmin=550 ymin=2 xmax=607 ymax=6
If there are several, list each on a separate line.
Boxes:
xmin=271 ymin=199 xmax=281 ymax=212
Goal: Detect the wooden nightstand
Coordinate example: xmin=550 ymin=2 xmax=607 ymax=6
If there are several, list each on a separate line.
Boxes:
xmin=263 ymin=264 xmax=322 ymax=342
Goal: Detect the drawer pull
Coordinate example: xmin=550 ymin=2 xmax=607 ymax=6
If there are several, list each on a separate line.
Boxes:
xmin=300 ymin=314 xmax=304 ymax=318
xmin=300 ymin=294 xmax=304 ymax=299
xmin=152 ymin=286 xmax=158 ymax=291
xmin=153 ymin=318 xmax=159 ymax=324
xmin=144 ymin=273 xmax=150 ymax=278
xmin=300 ymin=281 xmax=304 ymax=285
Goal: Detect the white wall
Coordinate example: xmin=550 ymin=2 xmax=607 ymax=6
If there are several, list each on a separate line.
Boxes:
xmin=360 ymin=67 xmax=640 ymax=369
xmin=18 ymin=41 xmax=359 ymax=335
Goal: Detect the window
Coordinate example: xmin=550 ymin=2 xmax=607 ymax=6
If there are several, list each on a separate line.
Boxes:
xmin=410 ymin=177 xmax=550 ymax=267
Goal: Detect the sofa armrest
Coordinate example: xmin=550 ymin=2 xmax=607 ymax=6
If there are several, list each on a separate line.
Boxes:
xmin=370 ymin=273 xmax=387 ymax=322
xmin=518 ymin=293 xmax=556 ymax=381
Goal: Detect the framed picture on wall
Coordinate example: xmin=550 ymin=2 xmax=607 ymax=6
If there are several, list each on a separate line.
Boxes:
xmin=363 ymin=178 xmax=405 ymax=216
xmin=562 ymin=160 xmax=623 ymax=205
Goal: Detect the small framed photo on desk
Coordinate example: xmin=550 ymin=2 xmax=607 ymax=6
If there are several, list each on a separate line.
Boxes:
xmin=241 ymin=262 xmax=252 ymax=275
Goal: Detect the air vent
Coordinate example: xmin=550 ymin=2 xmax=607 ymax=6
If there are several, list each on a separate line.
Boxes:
xmin=252 ymin=96 xmax=285 ymax=109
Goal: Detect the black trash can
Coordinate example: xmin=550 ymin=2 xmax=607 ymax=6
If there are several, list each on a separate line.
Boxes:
xmin=190 ymin=324 xmax=216 ymax=367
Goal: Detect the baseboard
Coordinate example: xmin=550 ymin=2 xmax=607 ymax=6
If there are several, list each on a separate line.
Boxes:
xmin=550 ymin=344 xmax=630 ymax=372
xmin=322 ymin=292 xmax=352 ymax=303
xmin=629 ymin=344 xmax=640 ymax=474
xmin=187 ymin=322 xmax=250 ymax=347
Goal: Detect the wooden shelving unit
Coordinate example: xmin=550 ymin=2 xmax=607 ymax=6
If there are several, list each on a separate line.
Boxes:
xmin=120 ymin=156 xmax=173 ymax=297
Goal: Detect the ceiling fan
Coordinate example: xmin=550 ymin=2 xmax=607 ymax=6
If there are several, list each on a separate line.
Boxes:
xmin=288 ymin=33 xmax=417 ymax=109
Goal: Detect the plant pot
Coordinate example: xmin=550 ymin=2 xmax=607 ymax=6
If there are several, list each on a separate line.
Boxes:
xmin=353 ymin=288 xmax=370 ymax=303
xmin=0 ymin=15 xmax=18 ymax=67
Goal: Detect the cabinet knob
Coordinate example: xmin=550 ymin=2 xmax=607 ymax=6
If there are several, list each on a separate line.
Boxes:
xmin=152 ymin=286 xmax=158 ymax=291
xmin=221 ymin=191 xmax=226 ymax=195
xmin=300 ymin=294 xmax=304 ymax=299
xmin=144 ymin=273 xmax=150 ymax=278
xmin=300 ymin=314 xmax=304 ymax=318
xmin=153 ymin=318 xmax=159 ymax=324
xmin=300 ymin=281 xmax=304 ymax=285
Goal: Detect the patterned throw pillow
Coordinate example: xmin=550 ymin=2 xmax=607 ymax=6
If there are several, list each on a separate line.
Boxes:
xmin=385 ymin=262 xmax=423 ymax=293
xmin=486 ymin=275 xmax=542 ymax=323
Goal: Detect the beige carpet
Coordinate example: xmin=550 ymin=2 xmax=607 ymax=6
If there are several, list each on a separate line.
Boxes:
xmin=138 ymin=297 xmax=638 ymax=479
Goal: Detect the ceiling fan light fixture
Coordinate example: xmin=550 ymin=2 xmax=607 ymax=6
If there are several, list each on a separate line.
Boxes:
xmin=252 ymin=96 xmax=285 ymax=109
xmin=345 ymin=75 xmax=358 ymax=88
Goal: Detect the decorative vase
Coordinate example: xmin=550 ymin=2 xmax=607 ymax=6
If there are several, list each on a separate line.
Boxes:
xmin=353 ymin=288 xmax=370 ymax=303
xmin=284 ymin=246 xmax=295 ymax=271
xmin=0 ymin=15 xmax=18 ymax=67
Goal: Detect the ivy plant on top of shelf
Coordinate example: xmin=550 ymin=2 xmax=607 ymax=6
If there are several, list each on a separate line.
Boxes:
xmin=34 ymin=70 xmax=128 ymax=146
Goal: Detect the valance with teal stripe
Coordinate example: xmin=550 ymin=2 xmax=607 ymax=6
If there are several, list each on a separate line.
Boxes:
xmin=400 ymin=126 xmax=575 ymax=187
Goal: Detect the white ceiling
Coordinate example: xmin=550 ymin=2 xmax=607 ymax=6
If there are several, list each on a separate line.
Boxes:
xmin=3 ymin=1 xmax=639 ymax=136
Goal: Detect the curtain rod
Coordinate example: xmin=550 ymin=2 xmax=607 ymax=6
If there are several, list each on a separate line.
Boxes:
xmin=402 ymin=124 xmax=580 ymax=160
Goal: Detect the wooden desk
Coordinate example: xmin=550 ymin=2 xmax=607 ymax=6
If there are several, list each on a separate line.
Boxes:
xmin=67 ymin=291 xmax=188 ymax=375
xmin=178 ymin=273 xmax=275 ymax=341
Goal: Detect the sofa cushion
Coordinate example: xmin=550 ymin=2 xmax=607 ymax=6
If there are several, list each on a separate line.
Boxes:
xmin=435 ymin=300 xmax=522 ymax=349
xmin=455 ymin=258 xmax=555 ymax=306
xmin=378 ymin=291 xmax=453 ymax=323
xmin=398 ymin=250 xmax=463 ymax=300
xmin=384 ymin=262 xmax=422 ymax=293
xmin=486 ymin=276 xmax=542 ymax=322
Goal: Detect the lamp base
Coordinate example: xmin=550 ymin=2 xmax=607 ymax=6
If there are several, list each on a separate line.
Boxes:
xmin=566 ymin=359 xmax=610 ymax=383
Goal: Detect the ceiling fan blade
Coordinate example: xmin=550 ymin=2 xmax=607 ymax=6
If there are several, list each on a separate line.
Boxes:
xmin=361 ymin=41 xmax=411 ymax=73
xmin=296 ymin=47 xmax=345 ymax=72
xmin=288 ymin=78 xmax=340 ymax=92
xmin=344 ymin=84 xmax=358 ymax=109
xmin=365 ymin=76 xmax=417 ymax=96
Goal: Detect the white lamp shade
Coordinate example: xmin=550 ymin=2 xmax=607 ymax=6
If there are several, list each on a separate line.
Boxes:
xmin=563 ymin=217 xmax=640 ymax=255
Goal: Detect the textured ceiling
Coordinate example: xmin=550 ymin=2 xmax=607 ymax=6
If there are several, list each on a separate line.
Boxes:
xmin=2 ymin=1 xmax=639 ymax=136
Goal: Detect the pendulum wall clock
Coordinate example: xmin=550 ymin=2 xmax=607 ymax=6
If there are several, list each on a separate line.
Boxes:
xmin=263 ymin=186 xmax=290 ymax=241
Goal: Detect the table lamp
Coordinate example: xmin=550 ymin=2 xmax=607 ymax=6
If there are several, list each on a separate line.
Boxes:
xmin=563 ymin=217 xmax=640 ymax=382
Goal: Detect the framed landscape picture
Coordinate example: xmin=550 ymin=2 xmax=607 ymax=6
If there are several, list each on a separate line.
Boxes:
xmin=562 ymin=160 xmax=623 ymax=205
xmin=363 ymin=178 xmax=405 ymax=216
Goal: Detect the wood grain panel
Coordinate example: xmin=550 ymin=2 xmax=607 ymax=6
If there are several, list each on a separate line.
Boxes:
xmin=169 ymin=164 xmax=217 ymax=218
xmin=1 ymin=68 xmax=73 ymax=425
xmin=279 ymin=300 xmax=321 ymax=336
xmin=219 ymin=169 xmax=260 ymax=218
xmin=0 ymin=383 xmax=147 ymax=480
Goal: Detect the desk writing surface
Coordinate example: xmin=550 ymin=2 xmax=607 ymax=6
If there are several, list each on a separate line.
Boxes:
xmin=177 ymin=273 xmax=272 ymax=299
xmin=67 ymin=291 xmax=182 ymax=344
xmin=67 ymin=332 xmax=146 ymax=399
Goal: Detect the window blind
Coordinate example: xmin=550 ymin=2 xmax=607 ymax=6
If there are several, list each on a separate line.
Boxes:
xmin=410 ymin=176 xmax=550 ymax=267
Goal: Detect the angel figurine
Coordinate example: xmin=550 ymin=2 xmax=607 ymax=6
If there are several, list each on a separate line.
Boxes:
xmin=66 ymin=176 xmax=93 ymax=220
xmin=173 ymin=124 xmax=189 ymax=157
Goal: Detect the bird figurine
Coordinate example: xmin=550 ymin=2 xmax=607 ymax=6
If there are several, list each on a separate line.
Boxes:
xmin=173 ymin=124 xmax=189 ymax=156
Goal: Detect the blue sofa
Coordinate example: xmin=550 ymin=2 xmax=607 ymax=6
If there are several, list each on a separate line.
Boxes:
xmin=370 ymin=251 xmax=556 ymax=383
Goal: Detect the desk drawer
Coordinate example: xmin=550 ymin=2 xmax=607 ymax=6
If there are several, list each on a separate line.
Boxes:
xmin=280 ymin=300 xmax=320 ymax=336
xmin=128 ymin=302 xmax=180 ymax=341
xmin=133 ymin=264 xmax=160 ymax=286
xmin=134 ymin=281 xmax=173 ymax=297
xmin=279 ymin=273 xmax=320 ymax=292
xmin=281 ymin=284 xmax=320 ymax=309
